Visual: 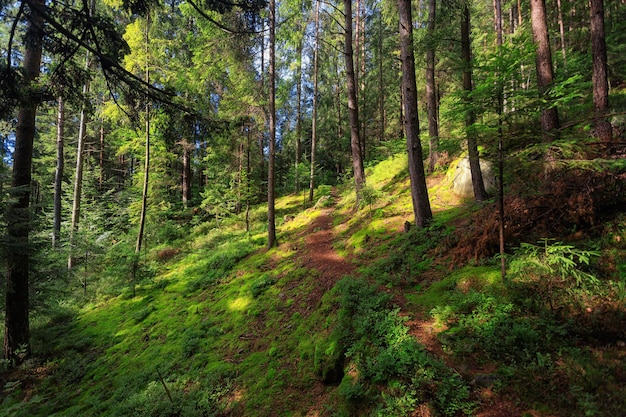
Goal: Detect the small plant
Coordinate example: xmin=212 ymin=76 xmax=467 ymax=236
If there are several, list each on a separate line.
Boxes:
xmin=359 ymin=185 xmax=380 ymax=218
xmin=508 ymin=239 xmax=600 ymax=313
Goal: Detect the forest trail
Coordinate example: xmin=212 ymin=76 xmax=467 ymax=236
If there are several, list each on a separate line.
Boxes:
xmin=285 ymin=191 xmax=523 ymax=416
xmin=299 ymin=195 xmax=356 ymax=298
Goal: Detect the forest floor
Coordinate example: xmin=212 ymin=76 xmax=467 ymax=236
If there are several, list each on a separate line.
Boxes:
xmin=290 ymin=188 xmax=524 ymax=417
xmin=2 ymin=152 xmax=625 ymax=417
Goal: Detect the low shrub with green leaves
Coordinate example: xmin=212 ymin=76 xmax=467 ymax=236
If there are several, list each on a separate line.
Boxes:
xmin=508 ymin=238 xmax=600 ymax=313
xmin=331 ymin=277 xmax=474 ymax=416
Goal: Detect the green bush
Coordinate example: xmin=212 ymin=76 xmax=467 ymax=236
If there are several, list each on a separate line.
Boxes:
xmin=508 ymin=239 xmax=600 ymax=313
xmin=333 ymin=277 xmax=474 ymax=416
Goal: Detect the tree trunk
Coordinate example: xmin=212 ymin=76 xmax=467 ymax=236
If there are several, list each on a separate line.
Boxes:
xmin=309 ymin=0 xmax=320 ymax=203
xmin=53 ymin=97 xmax=65 ymax=248
xmin=399 ymin=0 xmax=433 ymax=228
xmin=377 ymin=8 xmax=385 ymax=143
xmin=426 ymin=0 xmax=439 ymax=173
xmin=295 ymin=28 xmax=303 ymax=193
xmin=494 ymin=0 xmax=506 ymax=279
xmin=344 ymin=0 xmax=365 ymax=202
xmin=135 ymin=14 xmax=151 ymax=266
xmin=461 ymin=4 xmax=488 ymax=202
xmin=99 ymin=121 xmax=105 ymax=192
xmin=530 ymin=0 xmax=560 ymax=139
xmin=267 ymin=0 xmax=277 ymax=248
xmin=181 ymin=140 xmax=192 ymax=208
xmin=4 ymin=0 xmax=44 ymax=362
xmin=556 ymin=0 xmax=567 ymax=68
xmin=590 ymin=0 xmax=612 ymax=141
xmin=68 ymin=0 xmax=95 ymax=269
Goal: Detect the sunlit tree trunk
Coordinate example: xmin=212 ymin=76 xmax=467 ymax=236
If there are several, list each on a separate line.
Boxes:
xmin=461 ymin=4 xmax=488 ymax=202
xmin=267 ymin=0 xmax=277 ymax=248
xmin=530 ymin=0 xmax=560 ymax=139
xmin=309 ymin=0 xmax=320 ymax=203
xmin=399 ymin=0 xmax=432 ymax=228
xmin=344 ymin=0 xmax=365 ymax=202
xmin=426 ymin=0 xmax=439 ymax=173
xmin=68 ymin=0 xmax=96 ymax=270
xmin=295 ymin=28 xmax=303 ymax=193
xmin=135 ymin=15 xmax=151 ymax=295
xmin=4 ymin=0 xmax=44 ymax=362
xmin=53 ymin=97 xmax=65 ymax=248
xmin=181 ymin=140 xmax=192 ymax=208
xmin=590 ymin=0 xmax=612 ymax=141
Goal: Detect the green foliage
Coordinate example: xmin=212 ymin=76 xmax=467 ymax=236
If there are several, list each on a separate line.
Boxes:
xmin=508 ymin=239 xmax=600 ymax=312
xmin=332 ymin=278 xmax=474 ymax=416
xmin=359 ymin=185 xmax=380 ymax=217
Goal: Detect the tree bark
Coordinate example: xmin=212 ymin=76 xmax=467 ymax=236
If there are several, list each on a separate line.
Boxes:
xmin=556 ymin=0 xmax=567 ymax=68
xmin=267 ymin=0 xmax=277 ymax=248
xmin=590 ymin=0 xmax=612 ymax=141
xmin=494 ymin=0 xmax=506 ymax=279
xmin=399 ymin=0 xmax=432 ymax=228
xmin=53 ymin=97 xmax=65 ymax=248
xmin=295 ymin=23 xmax=303 ymax=194
xmin=68 ymin=0 xmax=96 ymax=269
xmin=344 ymin=0 xmax=365 ymax=202
xmin=461 ymin=4 xmax=488 ymax=202
xmin=309 ymin=0 xmax=320 ymax=203
xmin=426 ymin=0 xmax=439 ymax=173
xmin=377 ymin=8 xmax=385 ymax=143
xmin=135 ymin=15 xmax=151 ymax=260
xmin=4 ymin=0 xmax=44 ymax=361
xmin=181 ymin=140 xmax=192 ymax=208
xmin=530 ymin=0 xmax=560 ymax=139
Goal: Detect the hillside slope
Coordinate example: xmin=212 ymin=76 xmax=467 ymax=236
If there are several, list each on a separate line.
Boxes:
xmin=1 ymin=153 xmax=625 ymax=417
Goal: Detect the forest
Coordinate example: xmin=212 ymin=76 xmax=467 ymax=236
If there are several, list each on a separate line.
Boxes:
xmin=1 ymin=0 xmax=625 ymax=415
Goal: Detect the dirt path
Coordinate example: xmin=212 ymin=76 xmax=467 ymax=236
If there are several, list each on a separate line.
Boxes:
xmin=300 ymin=201 xmax=355 ymax=297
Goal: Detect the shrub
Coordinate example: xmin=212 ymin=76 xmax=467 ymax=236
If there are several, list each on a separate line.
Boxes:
xmin=508 ymin=239 xmax=600 ymax=313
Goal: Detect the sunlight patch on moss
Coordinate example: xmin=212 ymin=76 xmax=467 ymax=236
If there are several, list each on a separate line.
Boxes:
xmin=228 ymin=296 xmax=251 ymax=311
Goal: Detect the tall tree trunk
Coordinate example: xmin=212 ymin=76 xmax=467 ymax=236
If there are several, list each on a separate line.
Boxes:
xmin=135 ymin=15 xmax=150 ymax=261
xmin=295 ymin=28 xmax=303 ymax=193
xmin=530 ymin=0 xmax=560 ymax=139
xmin=4 ymin=0 xmax=44 ymax=362
xmin=53 ymin=97 xmax=65 ymax=248
xmin=98 ymin=121 xmax=105 ymax=192
xmin=309 ymin=0 xmax=320 ymax=203
xmin=356 ymin=0 xmax=366 ymax=162
xmin=461 ymin=4 xmax=488 ymax=202
xmin=344 ymin=0 xmax=365 ymax=202
xmin=267 ymin=0 xmax=277 ymax=248
xmin=68 ymin=0 xmax=95 ymax=269
xmin=377 ymin=8 xmax=385 ymax=143
xmin=556 ymin=0 xmax=567 ymax=68
xmin=426 ymin=0 xmax=439 ymax=173
xmin=494 ymin=0 xmax=506 ymax=279
xmin=399 ymin=0 xmax=433 ymax=228
xmin=181 ymin=140 xmax=192 ymax=208
xmin=590 ymin=0 xmax=612 ymax=141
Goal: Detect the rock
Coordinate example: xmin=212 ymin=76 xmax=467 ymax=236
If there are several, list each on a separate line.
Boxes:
xmin=451 ymin=157 xmax=496 ymax=198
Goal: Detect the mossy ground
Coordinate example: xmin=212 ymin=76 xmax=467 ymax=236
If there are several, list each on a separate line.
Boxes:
xmin=1 ymin=151 xmax=625 ymax=417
